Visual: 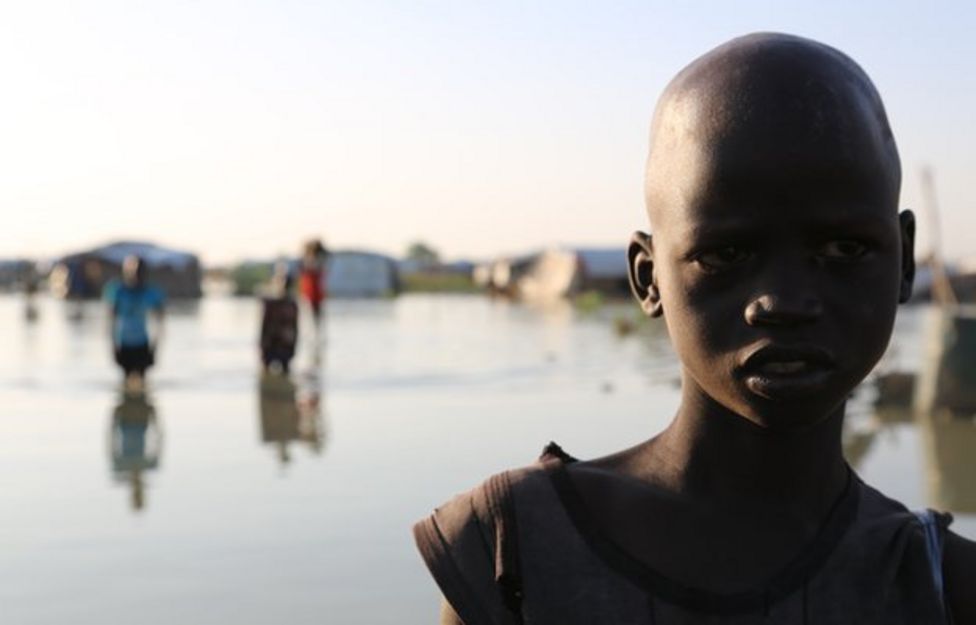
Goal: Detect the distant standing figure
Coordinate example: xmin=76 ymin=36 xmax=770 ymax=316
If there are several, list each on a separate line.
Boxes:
xmin=23 ymin=267 xmax=39 ymax=322
xmin=299 ymin=239 xmax=329 ymax=329
xmin=105 ymin=255 xmax=165 ymax=390
xmin=260 ymin=263 xmax=299 ymax=374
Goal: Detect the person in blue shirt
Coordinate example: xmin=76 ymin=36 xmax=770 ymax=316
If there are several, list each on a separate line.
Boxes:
xmin=104 ymin=255 xmax=166 ymax=390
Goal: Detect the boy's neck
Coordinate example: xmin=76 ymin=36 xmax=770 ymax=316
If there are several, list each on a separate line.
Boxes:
xmin=643 ymin=385 xmax=849 ymax=516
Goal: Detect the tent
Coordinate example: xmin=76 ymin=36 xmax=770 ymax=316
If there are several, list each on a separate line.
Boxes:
xmin=326 ymin=250 xmax=399 ymax=297
xmin=515 ymin=247 xmax=629 ymax=300
xmin=51 ymin=241 xmax=203 ymax=299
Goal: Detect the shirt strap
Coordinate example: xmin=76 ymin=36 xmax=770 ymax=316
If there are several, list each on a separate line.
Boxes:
xmin=912 ymin=509 xmax=949 ymax=619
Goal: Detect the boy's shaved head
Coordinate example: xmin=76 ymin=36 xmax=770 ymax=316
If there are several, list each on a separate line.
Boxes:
xmin=645 ymin=32 xmax=900 ymax=225
xmin=630 ymin=32 xmax=915 ymax=429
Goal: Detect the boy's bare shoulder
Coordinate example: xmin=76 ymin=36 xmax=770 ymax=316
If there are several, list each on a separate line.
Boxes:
xmin=946 ymin=530 xmax=976 ymax=624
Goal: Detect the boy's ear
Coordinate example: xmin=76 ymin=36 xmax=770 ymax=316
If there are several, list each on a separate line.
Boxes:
xmin=628 ymin=231 xmax=663 ymax=317
xmin=898 ymin=210 xmax=916 ymax=303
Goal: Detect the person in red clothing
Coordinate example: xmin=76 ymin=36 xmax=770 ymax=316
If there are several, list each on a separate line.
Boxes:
xmin=299 ymin=239 xmax=330 ymax=330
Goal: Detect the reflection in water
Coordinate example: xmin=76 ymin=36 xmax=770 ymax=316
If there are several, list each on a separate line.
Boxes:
xmin=258 ymin=371 xmax=325 ymax=466
xmin=108 ymin=392 xmax=162 ymax=512
xmin=918 ymin=413 xmax=976 ymax=513
xmin=915 ymin=309 xmax=976 ymax=414
xmin=66 ymin=299 xmax=87 ymax=323
xmin=23 ymin=268 xmax=40 ymax=322
xmin=2 ymin=294 xmax=974 ymax=622
xmin=845 ymin=371 xmax=976 ymax=514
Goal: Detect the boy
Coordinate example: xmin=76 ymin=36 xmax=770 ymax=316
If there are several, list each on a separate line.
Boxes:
xmin=414 ymin=33 xmax=976 ymax=623
xmin=105 ymin=255 xmax=165 ymax=390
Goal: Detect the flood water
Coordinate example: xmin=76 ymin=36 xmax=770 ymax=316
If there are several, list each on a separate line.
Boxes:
xmin=2 ymin=293 xmax=974 ymax=624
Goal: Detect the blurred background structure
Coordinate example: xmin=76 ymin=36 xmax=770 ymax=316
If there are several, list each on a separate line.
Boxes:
xmin=1 ymin=1 xmax=975 ymax=624
xmin=2 ymin=1 xmax=975 ymax=269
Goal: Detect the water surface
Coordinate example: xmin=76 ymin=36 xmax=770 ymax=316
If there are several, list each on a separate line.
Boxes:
xmin=1 ymin=294 xmax=972 ymax=624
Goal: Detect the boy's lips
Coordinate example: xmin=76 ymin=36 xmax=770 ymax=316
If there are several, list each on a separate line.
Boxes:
xmin=737 ymin=344 xmax=836 ymax=400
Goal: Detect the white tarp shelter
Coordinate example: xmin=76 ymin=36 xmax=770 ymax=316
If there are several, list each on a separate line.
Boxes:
xmin=516 ymin=247 xmax=628 ymax=300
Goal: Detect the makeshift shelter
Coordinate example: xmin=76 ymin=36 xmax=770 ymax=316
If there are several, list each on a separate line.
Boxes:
xmin=515 ymin=247 xmax=629 ymax=300
xmin=50 ymin=241 xmax=203 ymax=299
xmin=326 ymin=250 xmax=399 ymax=297
xmin=475 ymin=254 xmax=537 ymax=296
xmin=0 ymin=260 xmax=35 ymax=291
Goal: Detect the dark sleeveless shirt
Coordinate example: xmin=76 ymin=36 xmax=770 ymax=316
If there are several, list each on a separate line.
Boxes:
xmin=414 ymin=445 xmax=952 ymax=625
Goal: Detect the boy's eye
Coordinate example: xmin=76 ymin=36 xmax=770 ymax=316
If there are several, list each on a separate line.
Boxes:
xmin=695 ymin=246 xmax=750 ymax=271
xmin=820 ymin=240 xmax=868 ymax=260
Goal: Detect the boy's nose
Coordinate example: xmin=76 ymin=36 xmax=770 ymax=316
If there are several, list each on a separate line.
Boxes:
xmin=744 ymin=294 xmax=823 ymax=326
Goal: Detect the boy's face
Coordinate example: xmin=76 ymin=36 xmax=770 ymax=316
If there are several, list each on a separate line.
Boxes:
xmin=636 ymin=46 xmax=913 ymax=429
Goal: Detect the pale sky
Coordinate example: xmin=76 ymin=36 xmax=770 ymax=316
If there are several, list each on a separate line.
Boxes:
xmin=2 ymin=1 xmax=973 ymax=264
